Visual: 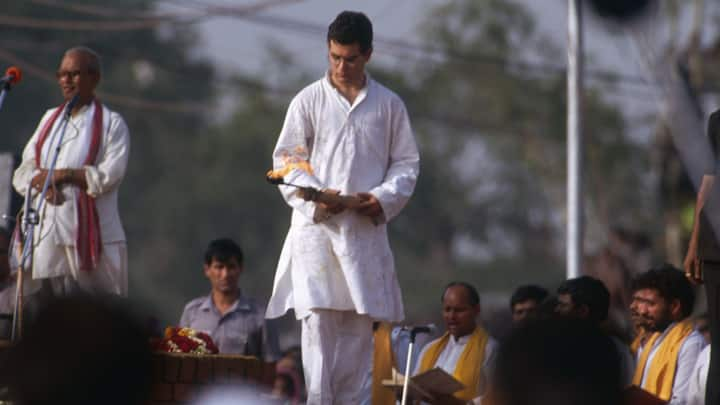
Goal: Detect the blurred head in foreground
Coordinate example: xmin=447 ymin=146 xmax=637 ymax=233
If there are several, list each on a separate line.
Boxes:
xmin=491 ymin=319 xmax=622 ymax=405
xmin=1 ymin=295 xmax=152 ymax=405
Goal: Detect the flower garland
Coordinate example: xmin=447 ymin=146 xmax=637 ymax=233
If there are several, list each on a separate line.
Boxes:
xmin=154 ymin=327 xmax=219 ymax=355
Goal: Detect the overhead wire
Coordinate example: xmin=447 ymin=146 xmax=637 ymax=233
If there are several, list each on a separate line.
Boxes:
xmin=0 ymin=0 xmax=303 ymax=113
xmin=0 ymin=46 xmax=208 ymax=114
xmin=0 ymin=0 xmax=678 ymax=93
xmin=2 ymin=0 xmax=301 ymax=31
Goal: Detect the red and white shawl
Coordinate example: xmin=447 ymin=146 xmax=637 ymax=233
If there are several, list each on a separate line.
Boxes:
xmin=34 ymin=98 xmax=103 ymax=272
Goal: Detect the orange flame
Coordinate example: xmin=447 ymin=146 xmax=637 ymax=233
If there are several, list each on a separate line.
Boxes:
xmin=267 ymin=147 xmax=314 ymax=180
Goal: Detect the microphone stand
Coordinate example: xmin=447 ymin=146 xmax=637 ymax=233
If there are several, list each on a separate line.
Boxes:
xmin=400 ymin=326 xmax=433 ymax=405
xmin=11 ymin=95 xmax=78 ymax=341
xmin=0 ymin=79 xmax=14 ymax=112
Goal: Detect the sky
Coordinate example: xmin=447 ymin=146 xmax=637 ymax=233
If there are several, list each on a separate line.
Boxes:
xmin=187 ymin=0 xmax=446 ymax=76
xmin=186 ymin=0 xmax=645 ymax=77
xmin=177 ymin=0 xmax=683 ymax=136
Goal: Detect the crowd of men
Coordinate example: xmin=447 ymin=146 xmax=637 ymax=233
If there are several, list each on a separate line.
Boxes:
xmin=2 ymin=228 xmax=715 ymax=405
xmin=1 ymin=7 xmax=719 ymax=405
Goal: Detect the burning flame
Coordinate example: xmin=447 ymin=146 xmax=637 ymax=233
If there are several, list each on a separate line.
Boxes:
xmin=266 ymin=147 xmax=314 ymax=180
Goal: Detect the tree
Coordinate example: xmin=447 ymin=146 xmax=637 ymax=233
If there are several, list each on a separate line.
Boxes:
xmin=0 ymin=0 xmax=216 ymax=322
xmin=369 ymin=0 xmax=645 ymax=321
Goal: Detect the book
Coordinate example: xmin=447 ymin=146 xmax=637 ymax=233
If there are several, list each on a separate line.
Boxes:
xmin=382 ymin=367 xmax=466 ymax=404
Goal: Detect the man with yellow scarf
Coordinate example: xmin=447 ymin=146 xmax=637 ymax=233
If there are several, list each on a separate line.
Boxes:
xmin=631 ymin=265 xmax=705 ymax=404
xmin=414 ymin=282 xmax=498 ymax=404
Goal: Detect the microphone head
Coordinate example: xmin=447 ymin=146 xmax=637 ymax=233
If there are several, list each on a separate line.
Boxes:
xmin=409 ymin=324 xmax=437 ymax=341
xmin=5 ymin=66 xmax=21 ymax=85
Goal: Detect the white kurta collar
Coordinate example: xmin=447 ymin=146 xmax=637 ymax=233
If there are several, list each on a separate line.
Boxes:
xmin=322 ymin=71 xmax=370 ymax=112
xmin=450 ymin=333 xmax=471 ymax=346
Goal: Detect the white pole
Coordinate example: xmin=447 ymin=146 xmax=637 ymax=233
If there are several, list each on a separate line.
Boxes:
xmin=567 ymin=0 xmax=584 ymax=279
xmin=400 ymin=341 xmax=414 ymax=405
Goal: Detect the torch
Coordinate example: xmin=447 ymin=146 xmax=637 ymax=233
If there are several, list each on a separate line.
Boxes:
xmin=265 ymin=171 xmax=363 ymax=208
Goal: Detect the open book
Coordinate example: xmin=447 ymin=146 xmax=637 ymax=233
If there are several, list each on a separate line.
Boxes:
xmin=382 ymin=367 xmax=466 ymax=404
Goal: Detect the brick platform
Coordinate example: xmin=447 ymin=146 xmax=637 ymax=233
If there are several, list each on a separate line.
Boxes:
xmin=148 ymin=352 xmax=275 ymax=404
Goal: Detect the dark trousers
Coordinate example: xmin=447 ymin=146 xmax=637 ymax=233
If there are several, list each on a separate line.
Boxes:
xmin=705 ymin=261 xmax=720 ymax=405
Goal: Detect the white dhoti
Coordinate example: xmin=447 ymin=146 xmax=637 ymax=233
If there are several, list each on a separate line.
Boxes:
xmin=31 ymin=241 xmax=127 ymax=296
xmin=302 ymin=309 xmax=373 ymax=405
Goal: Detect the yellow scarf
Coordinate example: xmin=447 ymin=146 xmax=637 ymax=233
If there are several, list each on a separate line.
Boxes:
xmin=371 ymin=322 xmax=397 ymax=405
xmin=630 ymin=330 xmax=648 ymax=356
xmin=631 ymin=320 xmax=695 ymax=400
xmin=418 ymin=326 xmax=489 ymax=401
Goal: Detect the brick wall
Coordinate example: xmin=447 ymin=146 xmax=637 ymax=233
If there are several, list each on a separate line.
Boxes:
xmin=148 ymin=352 xmax=275 ymax=404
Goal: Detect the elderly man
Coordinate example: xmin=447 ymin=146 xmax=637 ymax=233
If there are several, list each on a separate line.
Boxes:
xmin=414 ymin=282 xmax=498 ymax=405
xmin=265 ymin=10 xmax=419 ymax=405
xmin=631 ymin=265 xmax=705 ymax=404
xmin=12 ymin=46 xmax=129 ymax=296
xmin=180 ymin=238 xmax=279 ymax=359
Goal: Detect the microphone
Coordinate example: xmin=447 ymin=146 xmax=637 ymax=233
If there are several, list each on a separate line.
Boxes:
xmin=0 ymin=66 xmax=22 ymax=86
xmin=409 ymin=324 xmax=436 ymax=342
xmin=64 ymin=94 xmax=80 ymax=117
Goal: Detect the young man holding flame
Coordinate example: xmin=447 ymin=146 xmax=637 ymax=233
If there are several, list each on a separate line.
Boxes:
xmin=266 ymin=11 xmax=420 ymax=405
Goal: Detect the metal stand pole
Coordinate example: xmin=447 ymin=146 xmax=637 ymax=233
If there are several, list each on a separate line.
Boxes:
xmin=400 ymin=340 xmax=415 ymax=405
xmin=567 ymin=0 xmax=584 ymax=279
xmin=11 ymin=96 xmax=78 ymax=341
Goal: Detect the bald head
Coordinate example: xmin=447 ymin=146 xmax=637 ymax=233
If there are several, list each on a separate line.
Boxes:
xmin=442 ymin=282 xmax=480 ymax=338
xmin=441 ymin=282 xmax=480 ymax=306
xmin=64 ymin=46 xmax=102 ymax=76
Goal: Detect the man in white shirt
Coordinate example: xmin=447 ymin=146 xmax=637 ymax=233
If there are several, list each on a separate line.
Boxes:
xmin=414 ymin=282 xmax=498 ymax=405
xmin=631 ymin=265 xmax=706 ymax=404
xmin=12 ymin=46 xmax=129 ymax=296
xmin=265 ymin=10 xmax=419 ymax=405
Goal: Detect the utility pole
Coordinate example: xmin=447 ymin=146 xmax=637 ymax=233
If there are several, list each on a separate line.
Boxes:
xmin=567 ymin=0 xmax=584 ymax=279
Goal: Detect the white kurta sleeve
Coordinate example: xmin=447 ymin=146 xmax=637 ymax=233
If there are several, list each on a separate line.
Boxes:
xmin=369 ymin=99 xmax=419 ymax=224
xmin=273 ymin=95 xmax=326 ymax=221
xmin=12 ymin=110 xmax=54 ymax=195
xmin=669 ymin=333 xmax=705 ymax=405
xmin=686 ymin=345 xmax=710 ymax=405
xmin=85 ymin=113 xmax=130 ymax=198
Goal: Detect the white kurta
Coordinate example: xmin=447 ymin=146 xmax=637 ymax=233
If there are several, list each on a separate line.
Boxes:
xmin=266 ymin=73 xmax=419 ymax=322
xmin=687 ymin=345 xmax=710 ymax=405
xmin=12 ymin=102 xmax=130 ymax=294
xmin=637 ymin=325 xmax=705 ymax=405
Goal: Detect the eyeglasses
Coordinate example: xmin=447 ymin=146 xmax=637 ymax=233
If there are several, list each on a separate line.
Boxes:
xmin=55 ymin=70 xmax=88 ymax=80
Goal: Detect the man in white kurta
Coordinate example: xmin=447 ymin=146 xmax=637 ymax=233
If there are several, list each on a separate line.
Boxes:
xmin=414 ymin=283 xmax=497 ymax=405
xmin=12 ymin=47 xmax=129 ymax=296
xmin=265 ymin=11 xmax=419 ymax=405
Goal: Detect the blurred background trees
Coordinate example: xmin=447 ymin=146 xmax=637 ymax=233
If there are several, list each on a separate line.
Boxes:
xmin=1 ymin=0 xmax=719 ymax=341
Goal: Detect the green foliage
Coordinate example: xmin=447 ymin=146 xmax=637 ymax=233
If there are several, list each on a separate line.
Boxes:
xmin=370 ymin=0 xmax=648 ymax=321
